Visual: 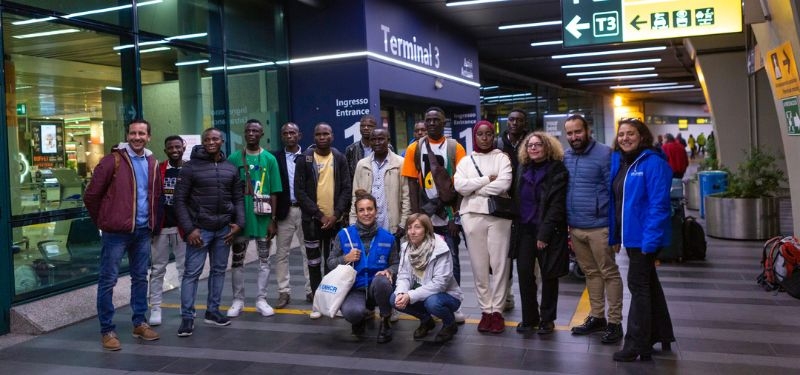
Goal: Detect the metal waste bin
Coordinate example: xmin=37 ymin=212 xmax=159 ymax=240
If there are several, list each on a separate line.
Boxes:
xmin=698 ymin=171 xmax=728 ymax=218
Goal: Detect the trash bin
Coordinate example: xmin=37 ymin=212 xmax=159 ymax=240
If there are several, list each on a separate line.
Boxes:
xmin=698 ymin=171 xmax=728 ymax=218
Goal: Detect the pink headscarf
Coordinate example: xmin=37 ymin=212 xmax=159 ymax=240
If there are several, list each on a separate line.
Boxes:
xmin=472 ymin=120 xmax=496 ymax=153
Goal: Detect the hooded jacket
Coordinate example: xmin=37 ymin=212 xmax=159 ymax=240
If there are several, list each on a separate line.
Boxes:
xmin=173 ymin=145 xmax=245 ymax=235
xmin=84 ymin=143 xmax=161 ymax=233
xmin=608 ymin=148 xmax=672 ymax=253
xmin=395 ymin=235 xmax=463 ymax=304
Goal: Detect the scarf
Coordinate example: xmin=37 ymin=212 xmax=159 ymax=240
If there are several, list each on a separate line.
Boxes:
xmin=407 ymin=235 xmax=436 ymax=279
xmin=355 ymin=221 xmax=378 ymax=252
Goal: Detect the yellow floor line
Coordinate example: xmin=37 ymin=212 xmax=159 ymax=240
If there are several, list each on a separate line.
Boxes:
xmin=161 ymin=300 xmax=577 ymax=331
xmin=569 ymin=288 xmax=591 ymax=328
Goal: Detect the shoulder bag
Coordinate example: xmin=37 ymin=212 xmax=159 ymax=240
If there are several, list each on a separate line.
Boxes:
xmin=469 ymin=155 xmax=515 ymax=219
xmin=242 ymin=151 xmax=272 ymax=215
xmin=313 ymin=228 xmax=357 ymax=317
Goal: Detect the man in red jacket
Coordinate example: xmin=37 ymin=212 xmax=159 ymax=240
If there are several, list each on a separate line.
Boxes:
xmin=84 ymin=119 xmax=162 ymax=351
xmin=661 ymin=133 xmax=689 ymax=178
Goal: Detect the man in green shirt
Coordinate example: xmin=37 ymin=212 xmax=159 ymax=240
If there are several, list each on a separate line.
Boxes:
xmin=227 ymin=119 xmax=282 ymax=318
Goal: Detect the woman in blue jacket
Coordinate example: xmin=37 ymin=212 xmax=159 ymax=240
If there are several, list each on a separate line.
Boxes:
xmin=608 ymin=118 xmax=675 ymax=362
xmin=328 ymin=189 xmax=399 ymax=343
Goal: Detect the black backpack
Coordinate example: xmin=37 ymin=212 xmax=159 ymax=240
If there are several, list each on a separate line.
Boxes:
xmin=682 ymin=216 xmax=707 ymax=260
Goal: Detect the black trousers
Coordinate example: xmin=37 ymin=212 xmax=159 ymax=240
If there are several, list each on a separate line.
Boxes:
xmin=517 ymin=226 xmax=559 ymax=325
xmin=624 ymin=248 xmax=675 ymax=353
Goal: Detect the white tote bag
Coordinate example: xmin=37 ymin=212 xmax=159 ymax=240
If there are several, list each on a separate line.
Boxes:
xmin=313 ymin=230 xmax=358 ymax=318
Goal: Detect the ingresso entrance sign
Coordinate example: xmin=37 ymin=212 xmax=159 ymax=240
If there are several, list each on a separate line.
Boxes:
xmin=561 ymin=0 xmax=743 ymax=47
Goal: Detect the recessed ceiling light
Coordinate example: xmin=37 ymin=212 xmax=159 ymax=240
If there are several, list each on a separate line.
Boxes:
xmin=562 ymin=58 xmax=661 ymax=69
xmin=175 ymin=59 xmax=210 ymax=67
xmin=553 ymin=46 xmax=667 ymax=59
xmin=530 ymin=40 xmax=563 ymax=47
xmin=610 ymin=82 xmax=678 ymax=89
xmin=499 ymin=20 xmax=561 ymax=30
xmin=567 ymin=67 xmax=654 ymax=76
xmin=447 ymin=0 xmax=509 ymax=6
xmin=577 ymin=73 xmax=658 ymax=81
xmin=631 ymin=84 xmax=695 ymax=92
xmin=13 ymin=29 xmax=80 ymax=39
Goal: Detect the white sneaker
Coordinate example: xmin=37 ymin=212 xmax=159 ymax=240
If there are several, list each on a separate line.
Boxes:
xmin=454 ymin=308 xmax=466 ymax=324
xmin=256 ymin=299 xmax=275 ymax=317
xmin=227 ymin=299 xmax=244 ymax=317
xmin=309 ymin=310 xmax=322 ymax=319
xmin=390 ymin=309 xmax=400 ymax=322
xmin=148 ymin=307 xmax=162 ymax=326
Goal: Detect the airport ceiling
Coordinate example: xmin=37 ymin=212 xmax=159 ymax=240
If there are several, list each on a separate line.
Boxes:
xmin=405 ymin=0 xmax=740 ymax=105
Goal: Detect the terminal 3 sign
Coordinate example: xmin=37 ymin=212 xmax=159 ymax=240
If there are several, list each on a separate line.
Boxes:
xmin=562 ymin=0 xmax=743 ymax=47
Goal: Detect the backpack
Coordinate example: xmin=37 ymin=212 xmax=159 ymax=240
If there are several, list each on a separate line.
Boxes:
xmin=682 ymin=216 xmax=707 ymax=260
xmin=758 ymin=236 xmax=800 ymax=298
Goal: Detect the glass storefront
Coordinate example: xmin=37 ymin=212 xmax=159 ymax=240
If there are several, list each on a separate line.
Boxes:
xmin=0 ymin=0 xmax=288 ymax=325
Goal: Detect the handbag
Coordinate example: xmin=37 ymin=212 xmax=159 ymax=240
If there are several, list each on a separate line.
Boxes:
xmin=242 ymin=151 xmax=272 ymax=215
xmin=469 ymin=155 xmax=515 ymax=219
xmin=313 ymin=229 xmax=358 ymax=317
xmin=423 ymin=139 xmax=458 ymax=204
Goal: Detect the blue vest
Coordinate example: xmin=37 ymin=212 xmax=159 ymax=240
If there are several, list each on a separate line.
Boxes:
xmin=339 ymin=225 xmax=394 ymax=289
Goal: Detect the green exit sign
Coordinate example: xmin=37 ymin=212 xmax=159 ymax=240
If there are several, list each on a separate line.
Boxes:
xmin=16 ymin=103 xmax=26 ymax=116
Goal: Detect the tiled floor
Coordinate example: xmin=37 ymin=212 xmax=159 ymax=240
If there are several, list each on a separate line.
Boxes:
xmin=1 ymin=221 xmax=800 ymax=374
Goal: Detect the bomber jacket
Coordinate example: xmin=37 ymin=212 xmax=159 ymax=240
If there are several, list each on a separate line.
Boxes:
xmin=84 ymin=143 xmax=161 ymax=233
xmin=173 ymin=145 xmax=245 ymax=235
xmin=608 ymin=148 xmax=672 ymax=253
xmin=395 ymin=235 xmax=463 ymax=304
xmin=294 ymin=147 xmax=352 ymax=222
xmin=564 ymin=139 xmax=611 ymax=229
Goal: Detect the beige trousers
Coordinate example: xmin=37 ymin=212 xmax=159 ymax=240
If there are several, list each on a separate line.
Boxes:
xmin=462 ymin=213 xmax=512 ymax=313
xmin=570 ymin=227 xmax=623 ymax=323
xmin=275 ymin=206 xmax=311 ymax=295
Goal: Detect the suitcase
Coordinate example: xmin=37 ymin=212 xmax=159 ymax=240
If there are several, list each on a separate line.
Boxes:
xmin=658 ymin=198 xmax=684 ymax=262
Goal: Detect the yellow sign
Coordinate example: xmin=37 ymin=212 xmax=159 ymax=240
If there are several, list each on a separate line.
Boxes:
xmin=622 ymin=0 xmax=742 ymax=43
xmin=765 ymin=42 xmax=800 ymax=100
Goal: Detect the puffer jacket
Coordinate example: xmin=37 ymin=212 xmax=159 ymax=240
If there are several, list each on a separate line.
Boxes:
xmin=84 ymin=143 xmax=161 ymax=233
xmin=608 ymin=148 xmax=672 ymax=253
xmin=395 ymin=235 xmax=462 ymax=304
xmin=173 ymin=145 xmax=245 ymax=235
xmin=564 ymin=139 xmax=611 ymax=229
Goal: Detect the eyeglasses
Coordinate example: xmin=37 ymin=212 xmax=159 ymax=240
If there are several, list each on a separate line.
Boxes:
xmin=526 ymin=142 xmax=544 ymax=149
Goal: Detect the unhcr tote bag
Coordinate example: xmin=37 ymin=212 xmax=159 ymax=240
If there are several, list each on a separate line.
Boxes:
xmin=313 ymin=229 xmax=357 ymax=317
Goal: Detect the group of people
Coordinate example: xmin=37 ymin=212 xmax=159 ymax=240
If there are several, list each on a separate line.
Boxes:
xmin=84 ymin=110 xmax=675 ymax=362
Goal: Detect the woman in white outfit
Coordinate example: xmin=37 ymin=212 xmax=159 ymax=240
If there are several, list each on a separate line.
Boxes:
xmin=454 ymin=120 xmax=513 ymax=334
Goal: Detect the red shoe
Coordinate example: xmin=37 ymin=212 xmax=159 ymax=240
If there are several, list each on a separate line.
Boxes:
xmin=489 ymin=312 xmax=505 ymax=334
xmin=477 ymin=312 xmax=491 ymax=332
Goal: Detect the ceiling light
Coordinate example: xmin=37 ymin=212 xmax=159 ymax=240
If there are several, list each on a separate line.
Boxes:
xmin=647 ymin=88 xmax=702 ymax=93
xmin=482 ymin=93 xmax=533 ymax=101
xmin=499 ymin=20 xmax=561 ymax=30
xmin=139 ymin=46 xmax=171 ymax=54
xmin=631 ymin=84 xmax=695 ymax=92
xmin=165 ymin=32 xmax=208 ymax=41
xmin=480 ymin=86 xmax=499 ymax=90
xmin=113 ymin=40 xmax=167 ymax=50
xmin=12 ymin=0 xmax=162 ymax=25
xmin=577 ymin=73 xmax=658 ymax=81
xmin=567 ymin=67 xmax=654 ymax=76
xmin=610 ymin=82 xmax=678 ymax=89
xmin=105 ymin=86 xmax=122 ymax=91
xmin=175 ymin=59 xmax=209 ymax=67
xmin=447 ymin=0 xmax=509 ymax=6
xmin=561 ymin=58 xmax=661 ymax=69
xmin=530 ymin=40 xmax=563 ymax=47
xmin=13 ymin=29 xmax=80 ymax=39
xmin=552 ymin=46 xmax=667 ymax=59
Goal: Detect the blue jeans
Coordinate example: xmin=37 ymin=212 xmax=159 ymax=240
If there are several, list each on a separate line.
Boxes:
xmin=97 ymin=228 xmax=151 ymax=334
xmin=391 ymin=292 xmax=461 ymax=326
xmin=181 ymin=227 xmax=231 ymax=319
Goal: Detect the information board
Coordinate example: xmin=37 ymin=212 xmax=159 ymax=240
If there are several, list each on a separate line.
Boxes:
xmin=562 ymin=0 xmax=743 ymax=47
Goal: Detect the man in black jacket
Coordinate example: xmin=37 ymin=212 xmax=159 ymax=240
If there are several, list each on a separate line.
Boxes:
xmin=272 ymin=122 xmax=312 ymax=308
xmin=174 ymin=128 xmax=244 ymax=336
xmin=295 ymin=122 xmax=352 ymax=318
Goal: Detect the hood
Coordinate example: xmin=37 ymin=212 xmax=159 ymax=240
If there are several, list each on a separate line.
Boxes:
xmin=189 ymin=144 xmax=226 ymax=161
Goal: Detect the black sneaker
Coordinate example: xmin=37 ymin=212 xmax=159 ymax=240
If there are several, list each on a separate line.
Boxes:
xmin=434 ymin=323 xmax=458 ymax=343
xmin=601 ymin=323 xmax=623 ymax=344
xmin=413 ymin=318 xmax=436 ymax=340
xmin=204 ymin=310 xmax=231 ymax=326
xmin=571 ymin=316 xmax=607 ymax=335
xmin=177 ymin=319 xmax=194 ymax=337
xmin=351 ymin=319 xmax=367 ymax=336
